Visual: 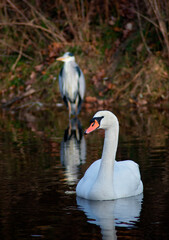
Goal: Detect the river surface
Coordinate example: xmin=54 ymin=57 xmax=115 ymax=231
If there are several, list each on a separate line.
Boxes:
xmin=0 ymin=105 xmax=168 ymax=239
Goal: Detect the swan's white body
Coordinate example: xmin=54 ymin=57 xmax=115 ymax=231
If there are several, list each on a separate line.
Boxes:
xmin=76 ymin=110 xmax=143 ymax=200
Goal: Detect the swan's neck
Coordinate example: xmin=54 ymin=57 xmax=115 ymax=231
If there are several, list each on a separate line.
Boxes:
xmin=98 ymin=124 xmax=119 ymax=182
xmin=102 ymin=126 xmax=118 ymax=162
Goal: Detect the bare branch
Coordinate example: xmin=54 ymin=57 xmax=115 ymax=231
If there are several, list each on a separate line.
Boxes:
xmin=0 ymin=21 xmax=66 ymax=42
xmin=0 ymin=39 xmax=33 ymax=60
xmin=11 ymin=42 xmax=23 ymax=71
xmin=135 ymin=0 xmax=152 ymax=55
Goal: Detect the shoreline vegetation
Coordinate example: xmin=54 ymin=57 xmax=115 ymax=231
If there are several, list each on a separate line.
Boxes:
xmin=0 ymin=0 xmax=168 ymax=112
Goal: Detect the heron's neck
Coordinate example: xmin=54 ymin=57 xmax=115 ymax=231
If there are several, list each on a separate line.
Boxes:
xmin=63 ymin=62 xmax=76 ymax=78
xmin=98 ymin=124 xmax=119 ymax=182
xmin=64 ymin=61 xmax=74 ymax=70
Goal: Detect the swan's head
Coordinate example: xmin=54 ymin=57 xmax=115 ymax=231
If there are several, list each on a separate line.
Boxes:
xmin=84 ymin=110 xmax=118 ymax=134
xmin=56 ymin=52 xmax=75 ymax=62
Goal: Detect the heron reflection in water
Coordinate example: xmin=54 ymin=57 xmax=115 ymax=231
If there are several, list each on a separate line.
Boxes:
xmin=60 ymin=118 xmax=86 ymax=184
xmin=57 ymin=52 xmax=85 ymax=117
xmin=77 ymin=194 xmax=143 ymax=240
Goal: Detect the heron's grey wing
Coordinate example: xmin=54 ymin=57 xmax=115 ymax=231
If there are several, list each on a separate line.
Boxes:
xmin=59 ymin=67 xmax=68 ymax=107
xmin=75 ymin=66 xmax=85 ymax=100
xmin=59 ymin=67 xmax=64 ymax=98
xmin=79 ymin=69 xmax=85 ymax=100
xmin=74 ymin=65 xmax=85 ymax=114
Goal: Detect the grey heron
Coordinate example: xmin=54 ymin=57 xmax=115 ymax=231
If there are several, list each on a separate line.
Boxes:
xmin=57 ymin=52 xmax=85 ymax=117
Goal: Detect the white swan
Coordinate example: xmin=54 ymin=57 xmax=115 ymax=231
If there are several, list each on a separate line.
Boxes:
xmin=76 ymin=110 xmax=143 ymax=200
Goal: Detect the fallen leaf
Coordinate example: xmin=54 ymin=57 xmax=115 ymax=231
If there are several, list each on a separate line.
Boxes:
xmin=98 ymin=99 xmax=104 ymax=105
xmin=98 ymin=92 xmax=103 ymax=96
xmin=48 ymin=42 xmax=62 ymax=58
xmin=137 ymin=99 xmax=147 ymax=106
xmin=35 ymin=64 xmax=44 ymax=72
xmin=85 ymin=96 xmax=97 ymax=103
xmin=30 ymin=71 xmax=36 ymax=80
xmin=1 ymin=98 xmax=6 ymax=103
xmin=107 ymin=83 xmax=116 ymax=90
xmin=23 ymin=88 xmax=36 ymax=97
xmin=84 ymin=103 xmax=92 ymax=108
xmin=113 ymin=27 xmax=122 ymax=32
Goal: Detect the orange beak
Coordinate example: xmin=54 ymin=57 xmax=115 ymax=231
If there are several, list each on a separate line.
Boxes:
xmin=56 ymin=57 xmax=65 ymax=61
xmin=84 ymin=119 xmax=100 ymax=134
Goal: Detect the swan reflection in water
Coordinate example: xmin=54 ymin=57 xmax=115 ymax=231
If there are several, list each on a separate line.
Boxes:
xmin=60 ymin=118 xmax=86 ymax=184
xmin=77 ymin=194 xmax=143 ymax=240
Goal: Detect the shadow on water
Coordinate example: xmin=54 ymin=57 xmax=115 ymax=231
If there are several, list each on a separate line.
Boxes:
xmin=0 ymin=106 xmax=169 ymax=239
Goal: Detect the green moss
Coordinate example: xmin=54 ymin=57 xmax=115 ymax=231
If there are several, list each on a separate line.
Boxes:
xmin=10 ymin=77 xmax=24 ymax=87
xmin=67 ymin=45 xmax=84 ymax=56
xmin=97 ymin=24 xmax=122 ymax=54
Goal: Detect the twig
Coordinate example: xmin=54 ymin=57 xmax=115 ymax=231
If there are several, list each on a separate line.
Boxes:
xmin=105 ymin=0 xmax=109 ymax=23
xmin=113 ymin=68 xmax=144 ymax=100
xmin=59 ymin=0 xmax=78 ymax=41
xmin=22 ymin=0 xmax=66 ymax=42
xmin=81 ymin=0 xmax=85 ymax=22
xmin=0 ymin=39 xmax=33 ymax=60
xmin=11 ymin=42 xmax=23 ymax=71
xmin=149 ymin=0 xmax=169 ymax=58
xmin=1 ymin=89 xmax=39 ymax=108
xmin=135 ymin=0 xmax=152 ymax=55
xmin=83 ymin=0 xmax=95 ymax=31
xmin=131 ymin=8 xmax=159 ymax=29
xmin=7 ymin=0 xmax=29 ymax=21
xmin=0 ymin=22 xmax=65 ymax=42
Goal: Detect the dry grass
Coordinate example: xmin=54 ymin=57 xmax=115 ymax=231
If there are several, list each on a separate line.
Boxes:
xmin=111 ymin=55 xmax=169 ymax=105
xmin=0 ymin=0 xmax=112 ymax=60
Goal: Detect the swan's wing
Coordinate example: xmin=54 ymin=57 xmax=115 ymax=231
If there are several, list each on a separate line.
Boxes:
xmin=114 ymin=160 xmax=143 ymax=198
xmin=83 ymin=159 xmax=100 ymax=180
xmin=76 ymin=159 xmax=101 ymax=198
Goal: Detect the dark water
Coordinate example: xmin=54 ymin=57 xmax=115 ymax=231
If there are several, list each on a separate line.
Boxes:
xmin=0 ymin=106 xmax=169 ymax=240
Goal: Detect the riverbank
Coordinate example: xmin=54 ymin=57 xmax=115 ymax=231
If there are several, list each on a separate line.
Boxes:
xmin=0 ymin=0 xmax=168 ymax=111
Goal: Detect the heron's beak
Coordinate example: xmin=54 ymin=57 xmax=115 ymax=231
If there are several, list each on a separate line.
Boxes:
xmin=56 ymin=57 xmax=65 ymax=61
xmin=84 ymin=120 xmax=99 ymax=134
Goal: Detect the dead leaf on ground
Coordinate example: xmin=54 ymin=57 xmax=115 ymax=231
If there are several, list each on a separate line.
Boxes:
xmin=30 ymin=71 xmax=36 ymax=81
xmin=25 ymin=71 xmax=36 ymax=86
xmin=98 ymin=92 xmax=103 ymax=97
xmin=137 ymin=99 xmax=147 ymax=106
xmin=23 ymin=88 xmax=36 ymax=97
xmin=97 ymin=99 xmax=104 ymax=105
xmin=48 ymin=42 xmax=62 ymax=58
xmin=91 ymin=69 xmax=106 ymax=88
xmin=84 ymin=103 xmax=93 ymax=109
xmin=35 ymin=64 xmax=44 ymax=72
xmin=113 ymin=27 xmax=122 ymax=32
xmin=106 ymin=83 xmax=116 ymax=90
xmin=85 ymin=96 xmax=97 ymax=103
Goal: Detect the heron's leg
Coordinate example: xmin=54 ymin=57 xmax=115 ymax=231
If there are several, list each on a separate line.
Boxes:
xmin=68 ymin=101 xmax=71 ymax=118
xmin=68 ymin=119 xmax=72 ymax=137
xmin=75 ymin=96 xmax=79 ymax=116
xmin=75 ymin=121 xmax=80 ymax=141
